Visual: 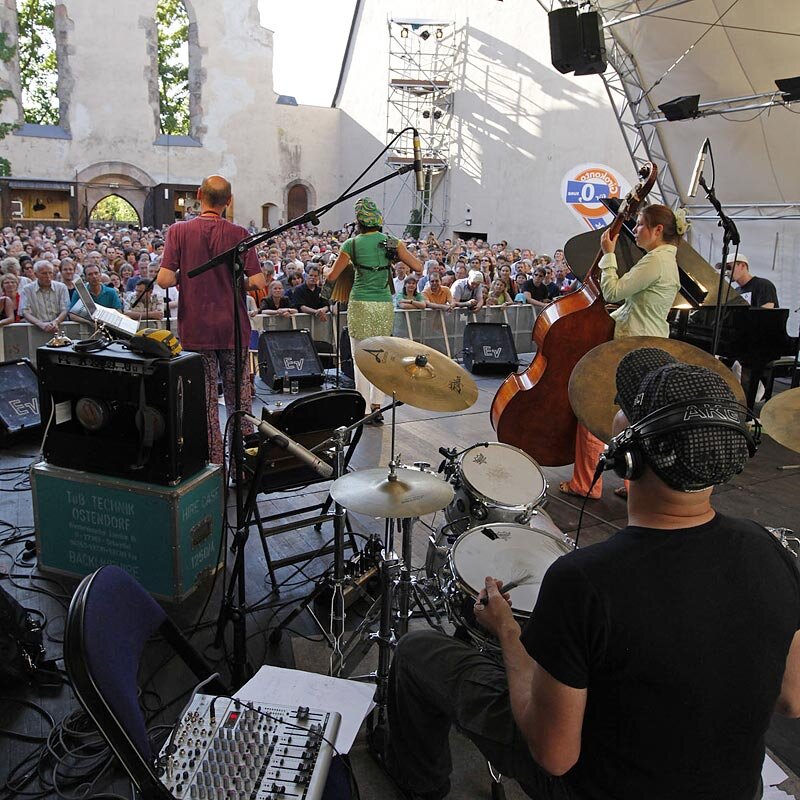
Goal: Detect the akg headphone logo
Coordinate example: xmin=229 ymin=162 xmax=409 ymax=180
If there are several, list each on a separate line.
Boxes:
xmin=683 ymin=403 xmax=741 ymax=424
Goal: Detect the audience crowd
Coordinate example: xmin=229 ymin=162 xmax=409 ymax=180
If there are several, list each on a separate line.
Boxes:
xmin=0 ymin=221 xmax=580 ymax=330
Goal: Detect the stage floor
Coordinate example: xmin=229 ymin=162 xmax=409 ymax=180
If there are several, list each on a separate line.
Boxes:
xmin=1 ymin=363 xmax=799 ymax=798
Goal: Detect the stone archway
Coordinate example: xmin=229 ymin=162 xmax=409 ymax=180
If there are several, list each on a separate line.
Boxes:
xmin=284 ymin=179 xmax=316 ymax=223
xmin=76 ymin=162 xmax=154 ymax=226
xmin=90 ymin=194 xmax=141 ymax=225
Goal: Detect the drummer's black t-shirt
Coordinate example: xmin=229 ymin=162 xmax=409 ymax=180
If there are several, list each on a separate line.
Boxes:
xmin=521 ymin=514 xmax=800 ymax=800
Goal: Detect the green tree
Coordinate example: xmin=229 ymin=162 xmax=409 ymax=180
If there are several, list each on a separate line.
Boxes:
xmin=0 ymin=32 xmax=17 ymax=176
xmin=16 ymin=0 xmax=59 ymax=125
xmin=91 ymin=195 xmax=139 ymax=223
xmin=404 ymin=207 xmax=422 ymax=239
xmin=156 ymin=0 xmax=189 ymax=135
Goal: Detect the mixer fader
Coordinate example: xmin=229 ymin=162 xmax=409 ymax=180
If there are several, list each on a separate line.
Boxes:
xmin=157 ymin=694 xmax=341 ymax=800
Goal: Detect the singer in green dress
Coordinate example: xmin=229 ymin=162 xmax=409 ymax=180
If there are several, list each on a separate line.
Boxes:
xmin=324 ymin=197 xmax=421 ymax=421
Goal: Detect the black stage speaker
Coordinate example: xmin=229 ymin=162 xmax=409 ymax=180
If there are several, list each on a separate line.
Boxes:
xmin=37 ymin=343 xmax=207 ymax=485
xmin=549 ymin=7 xmax=606 ymax=75
xmin=462 ymin=323 xmax=519 ymax=374
xmin=257 ymin=330 xmax=324 ymax=391
xmin=0 ymin=359 xmax=41 ymax=441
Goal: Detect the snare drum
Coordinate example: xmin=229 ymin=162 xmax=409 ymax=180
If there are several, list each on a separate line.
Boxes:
xmin=443 ymin=523 xmax=572 ymax=653
xmin=445 ymin=443 xmax=547 ymax=534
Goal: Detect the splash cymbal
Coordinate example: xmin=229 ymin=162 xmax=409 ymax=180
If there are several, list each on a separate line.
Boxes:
xmin=761 ymin=388 xmax=800 ymax=454
xmin=569 ymin=336 xmax=747 ymax=443
xmin=354 ymin=336 xmax=479 ymax=412
xmin=330 ymin=466 xmax=455 ymax=518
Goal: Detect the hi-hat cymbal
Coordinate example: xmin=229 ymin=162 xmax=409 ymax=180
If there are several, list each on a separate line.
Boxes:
xmin=569 ymin=336 xmax=747 ymax=443
xmin=354 ymin=336 xmax=478 ymax=412
xmin=330 ymin=467 xmax=454 ymax=518
xmin=761 ymin=388 xmax=800 ymax=454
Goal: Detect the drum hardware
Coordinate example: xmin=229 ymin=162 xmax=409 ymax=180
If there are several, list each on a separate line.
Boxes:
xmin=767 ymin=527 xmax=799 ymax=558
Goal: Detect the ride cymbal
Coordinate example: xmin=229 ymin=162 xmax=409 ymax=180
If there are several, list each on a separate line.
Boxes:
xmin=330 ymin=467 xmax=454 ymax=518
xmin=354 ymin=336 xmax=478 ymax=412
xmin=761 ymin=388 xmax=800 ymax=454
xmin=569 ymin=336 xmax=747 ymax=443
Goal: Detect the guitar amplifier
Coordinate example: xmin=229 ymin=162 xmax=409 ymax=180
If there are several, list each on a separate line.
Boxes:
xmin=463 ymin=323 xmax=519 ymax=374
xmin=36 ymin=343 xmax=207 ymax=485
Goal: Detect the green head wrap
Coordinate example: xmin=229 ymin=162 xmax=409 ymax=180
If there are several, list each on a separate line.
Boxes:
xmin=355 ymin=197 xmax=383 ymax=228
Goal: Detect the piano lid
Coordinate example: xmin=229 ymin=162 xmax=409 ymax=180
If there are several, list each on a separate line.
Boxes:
xmin=563 ymin=198 xmax=746 ymax=310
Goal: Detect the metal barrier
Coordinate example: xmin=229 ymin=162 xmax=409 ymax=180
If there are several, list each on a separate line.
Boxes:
xmin=0 ymin=305 xmax=538 ymax=365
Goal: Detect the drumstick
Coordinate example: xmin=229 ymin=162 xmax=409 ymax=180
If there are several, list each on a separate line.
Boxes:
xmin=479 ymin=572 xmax=533 ymax=606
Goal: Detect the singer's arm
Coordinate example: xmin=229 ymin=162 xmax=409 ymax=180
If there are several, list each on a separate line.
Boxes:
xmin=157 ymin=267 xmax=178 ymax=289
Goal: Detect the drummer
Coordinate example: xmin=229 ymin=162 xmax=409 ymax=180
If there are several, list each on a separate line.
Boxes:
xmin=371 ymin=348 xmax=800 ymax=800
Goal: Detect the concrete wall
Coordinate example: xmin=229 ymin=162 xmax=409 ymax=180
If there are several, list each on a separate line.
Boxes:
xmin=0 ymin=0 xmax=343 ymax=228
xmin=335 ymin=0 xmax=633 ymax=253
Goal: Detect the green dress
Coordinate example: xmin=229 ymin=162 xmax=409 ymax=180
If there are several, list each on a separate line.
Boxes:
xmin=341 ymin=232 xmax=396 ymax=340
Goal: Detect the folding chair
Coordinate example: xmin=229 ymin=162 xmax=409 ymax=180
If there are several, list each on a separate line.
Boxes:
xmin=243 ymin=389 xmax=366 ymax=587
xmin=64 ymin=565 xmax=227 ymax=800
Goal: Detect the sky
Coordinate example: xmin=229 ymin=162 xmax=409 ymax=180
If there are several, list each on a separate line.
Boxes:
xmin=258 ymin=1 xmax=357 ymax=107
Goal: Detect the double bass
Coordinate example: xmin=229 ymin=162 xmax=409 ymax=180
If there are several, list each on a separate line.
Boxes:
xmin=490 ymin=163 xmax=659 ymax=467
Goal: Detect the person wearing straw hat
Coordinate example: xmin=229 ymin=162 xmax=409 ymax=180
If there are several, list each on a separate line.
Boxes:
xmin=325 ymin=197 xmax=421 ymax=423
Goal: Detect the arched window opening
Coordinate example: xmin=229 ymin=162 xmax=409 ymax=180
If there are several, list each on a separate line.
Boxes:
xmin=156 ymin=0 xmax=190 ymax=135
xmin=16 ymin=0 xmax=59 ymax=125
xmin=90 ymin=195 xmax=140 ymax=225
xmin=287 ymin=185 xmax=309 ymax=221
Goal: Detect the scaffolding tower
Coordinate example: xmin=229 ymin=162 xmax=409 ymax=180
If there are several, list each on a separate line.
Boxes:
xmin=383 ymin=18 xmax=456 ymax=238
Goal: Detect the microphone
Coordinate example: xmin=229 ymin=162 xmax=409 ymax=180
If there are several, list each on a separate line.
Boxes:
xmin=412 ymin=129 xmax=424 ymax=192
xmin=687 ymin=138 xmax=710 ymax=198
xmin=244 ymin=413 xmax=334 ymax=479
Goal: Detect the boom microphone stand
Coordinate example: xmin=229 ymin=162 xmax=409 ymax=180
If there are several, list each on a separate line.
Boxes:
xmin=192 ymin=128 xmax=422 ymax=685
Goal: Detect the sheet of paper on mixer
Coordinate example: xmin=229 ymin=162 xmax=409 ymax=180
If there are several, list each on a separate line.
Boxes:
xmin=238 ymin=665 xmax=376 ymax=753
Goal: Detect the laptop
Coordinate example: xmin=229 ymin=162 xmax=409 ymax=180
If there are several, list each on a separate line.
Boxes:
xmin=73 ymin=278 xmax=139 ymax=337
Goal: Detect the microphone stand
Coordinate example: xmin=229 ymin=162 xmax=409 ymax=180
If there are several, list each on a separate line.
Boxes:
xmin=192 ymin=158 xmax=418 ymax=687
xmin=697 ymin=173 xmax=740 ymax=359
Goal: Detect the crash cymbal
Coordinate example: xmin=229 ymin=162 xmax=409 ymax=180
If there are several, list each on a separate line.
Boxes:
xmin=354 ymin=336 xmax=479 ymax=412
xmin=569 ymin=336 xmax=747 ymax=443
xmin=761 ymin=388 xmax=800 ymax=454
xmin=330 ymin=466 xmax=455 ymax=518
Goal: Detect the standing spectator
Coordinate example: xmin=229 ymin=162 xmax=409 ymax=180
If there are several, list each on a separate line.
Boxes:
xmin=394 ymin=275 xmax=426 ymax=309
xmin=422 ymin=272 xmax=454 ymax=311
xmin=292 ymin=266 xmax=329 ymax=321
xmin=393 ymin=261 xmax=408 ymax=293
xmin=1 ymin=273 xmax=21 ymax=321
xmin=486 ymin=278 xmax=513 ymax=307
xmin=19 ymin=260 xmax=69 ymax=333
xmin=68 ymin=263 xmax=123 ymax=322
xmin=58 ymin=258 xmax=79 ymax=304
xmin=260 ymin=281 xmax=296 ymax=317
xmin=124 ymin=278 xmax=164 ymax=323
xmin=451 ymin=270 xmax=485 ymax=311
xmin=523 ymin=268 xmax=550 ymax=311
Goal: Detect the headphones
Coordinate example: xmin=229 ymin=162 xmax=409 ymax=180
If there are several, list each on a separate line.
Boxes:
xmin=599 ymin=397 xmax=761 ymax=481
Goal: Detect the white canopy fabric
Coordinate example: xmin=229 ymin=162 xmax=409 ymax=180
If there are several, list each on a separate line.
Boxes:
xmin=601 ymin=0 xmax=800 ymax=205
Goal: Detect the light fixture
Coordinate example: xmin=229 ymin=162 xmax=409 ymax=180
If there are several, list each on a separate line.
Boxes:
xmin=400 ymin=27 xmax=409 ymax=38
xmin=433 ymin=110 xmax=442 ymax=120
xmin=420 ymin=30 xmax=430 ymax=41
xmin=657 ymin=95 xmax=700 ymax=121
xmin=776 ymin=76 xmax=800 ymax=102
xmin=387 ymin=127 xmax=396 ymax=135
xmin=422 ymin=110 xmax=430 ymax=119
xmin=435 ymin=28 xmax=443 ymax=40
xmin=177 ymin=197 xmax=185 ymax=207
xmin=465 ymin=218 xmax=472 ymax=228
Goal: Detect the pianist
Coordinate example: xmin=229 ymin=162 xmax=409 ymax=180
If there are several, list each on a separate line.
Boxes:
xmin=727 ymin=254 xmax=778 ymax=309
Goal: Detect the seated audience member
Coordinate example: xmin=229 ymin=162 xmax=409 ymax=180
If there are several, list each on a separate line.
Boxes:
xmin=727 ymin=253 xmax=779 ymax=308
xmin=394 ymin=275 xmax=426 ymax=309
xmin=124 ymin=278 xmax=165 ymax=322
xmin=486 ymin=278 xmax=513 ymax=307
xmin=375 ymin=349 xmax=800 ymax=800
xmin=451 ymin=270 xmax=485 ymax=311
xmin=292 ymin=266 xmax=329 ymax=320
xmin=422 ymin=272 xmax=454 ymax=311
xmin=523 ymin=268 xmax=550 ymax=311
xmin=20 ymin=260 xmax=69 ymax=332
xmin=260 ymin=280 xmax=297 ymax=317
